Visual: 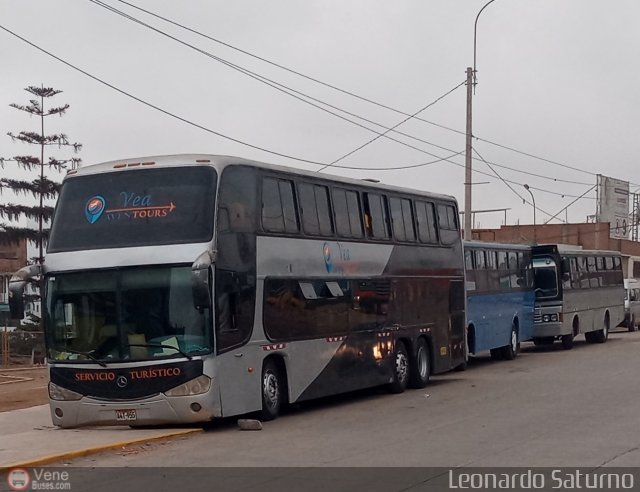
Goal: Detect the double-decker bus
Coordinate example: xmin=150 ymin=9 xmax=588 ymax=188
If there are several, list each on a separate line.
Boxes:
xmin=531 ymin=244 xmax=624 ymax=349
xmin=9 ymin=154 xmax=466 ymax=427
xmin=463 ymin=241 xmax=534 ymax=361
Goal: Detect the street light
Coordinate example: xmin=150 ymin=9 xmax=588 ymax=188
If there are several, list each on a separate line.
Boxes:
xmin=523 ymin=184 xmax=536 ymax=225
xmin=464 ymin=0 xmax=498 ymax=239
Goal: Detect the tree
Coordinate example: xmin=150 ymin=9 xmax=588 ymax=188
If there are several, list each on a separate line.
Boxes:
xmin=0 ymin=85 xmax=82 ymax=264
xmin=0 ymin=86 xmax=81 ymax=330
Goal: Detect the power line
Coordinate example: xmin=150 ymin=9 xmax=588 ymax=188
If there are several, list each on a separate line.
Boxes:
xmin=318 ymin=81 xmax=466 ymax=172
xmin=107 ymin=0 xmax=624 ymax=183
xmin=90 ymin=0 xmax=605 ymax=188
xmin=0 ymin=21 xmax=611 ymax=200
xmin=0 ymin=24 xmax=325 ymax=167
xmin=0 ymin=24 xmax=463 ymax=174
xmin=87 ymin=0 xmax=470 ymax=169
xmin=472 ymin=148 xmax=561 ymax=222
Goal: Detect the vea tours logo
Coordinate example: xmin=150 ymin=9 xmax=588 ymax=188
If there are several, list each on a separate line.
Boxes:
xmin=85 ymin=191 xmax=176 ymax=224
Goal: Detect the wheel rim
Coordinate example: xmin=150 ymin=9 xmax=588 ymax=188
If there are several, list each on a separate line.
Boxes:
xmin=263 ymin=370 xmax=279 ymax=409
xmin=416 ymin=345 xmax=428 ymax=380
xmin=510 ymin=329 xmax=518 ymax=353
xmin=396 ymin=348 xmax=409 ymax=384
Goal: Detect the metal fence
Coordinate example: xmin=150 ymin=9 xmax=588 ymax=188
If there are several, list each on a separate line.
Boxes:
xmin=1 ymin=328 xmax=45 ymax=367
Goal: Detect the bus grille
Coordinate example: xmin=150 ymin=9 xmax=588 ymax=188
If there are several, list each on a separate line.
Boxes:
xmin=534 ymin=309 xmax=542 ymax=323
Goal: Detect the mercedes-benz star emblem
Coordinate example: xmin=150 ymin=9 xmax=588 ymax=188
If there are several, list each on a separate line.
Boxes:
xmin=116 ymin=376 xmax=128 ymax=388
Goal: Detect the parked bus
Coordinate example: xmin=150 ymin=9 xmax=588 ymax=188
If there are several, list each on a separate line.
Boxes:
xmin=531 ymin=244 xmax=624 ymax=349
xmin=9 ymin=154 xmax=466 ymax=427
xmin=621 ymin=278 xmax=640 ymax=332
xmin=463 ymin=241 xmax=535 ymax=360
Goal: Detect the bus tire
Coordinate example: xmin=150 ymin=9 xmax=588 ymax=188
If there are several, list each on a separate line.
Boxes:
xmin=561 ymin=334 xmax=574 ymax=350
xmin=409 ymin=338 xmax=431 ymax=388
xmin=501 ymin=326 xmax=518 ymax=360
xmin=259 ymin=359 xmax=284 ymax=421
xmin=388 ymin=340 xmax=409 ymax=394
xmin=593 ymin=314 xmax=609 ymax=343
xmin=628 ymin=315 xmax=637 ymax=332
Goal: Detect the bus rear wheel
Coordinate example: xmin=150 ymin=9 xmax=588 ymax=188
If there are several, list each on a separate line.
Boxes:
xmin=388 ymin=340 xmax=409 ymax=393
xmin=501 ymin=327 xmax=519 ymax=360
xmin=259 ymin=360 xmax=284 ymax=421
xmin=409 ymin=338 xmax=431 ymax=388
xmin=592 ymin=315 xmax=609 ymax=343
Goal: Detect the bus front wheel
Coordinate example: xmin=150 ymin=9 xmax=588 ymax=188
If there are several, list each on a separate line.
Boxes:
xmin=561 ymin=334 xmax=574 ymax=350
xmin=259 ymin=360 xmax=284 ymax=421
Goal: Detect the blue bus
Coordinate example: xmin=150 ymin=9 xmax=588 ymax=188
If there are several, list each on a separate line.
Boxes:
xmin=464 ymin=241 xmax=534 ymax=360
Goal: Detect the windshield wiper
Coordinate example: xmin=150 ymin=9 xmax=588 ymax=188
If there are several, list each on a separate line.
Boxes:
xmin=54 ymin=346 xmax=108 ymax=367
xmin=127 ymin=343 xmax=193 ymax=360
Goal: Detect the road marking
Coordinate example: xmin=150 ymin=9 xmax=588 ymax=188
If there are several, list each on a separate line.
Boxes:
xmin=0 ymin=375 xmax=34 ymax=385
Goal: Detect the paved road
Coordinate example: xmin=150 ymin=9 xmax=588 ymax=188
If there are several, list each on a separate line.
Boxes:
xmin=64 ymin=330 xmax=640 ymax=468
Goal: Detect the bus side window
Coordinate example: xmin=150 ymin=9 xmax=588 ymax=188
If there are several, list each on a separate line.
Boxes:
xmin=332 ymin=188 xmax=363 ymax=238
xmin=299 ymin=182 xmax=334 ymax=237
xmin=262 ymin=177 xmax=299 ymax=234
xmin=363 ymin=192 xmax=391 ymax=240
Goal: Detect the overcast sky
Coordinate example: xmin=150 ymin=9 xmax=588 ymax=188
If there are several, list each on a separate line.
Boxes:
xmin=1 ymin=0 xmax=639 ymax=229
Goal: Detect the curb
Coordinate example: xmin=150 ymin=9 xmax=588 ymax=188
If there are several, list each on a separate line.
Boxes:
xmin=0 ymin=428 xmax=203 ymax=472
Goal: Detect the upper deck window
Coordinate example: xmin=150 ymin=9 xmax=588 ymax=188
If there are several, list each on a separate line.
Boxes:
xmin=48 ymin=167 xmax=216 ymax=252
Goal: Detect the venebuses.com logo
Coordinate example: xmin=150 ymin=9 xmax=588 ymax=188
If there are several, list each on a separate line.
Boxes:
xmin=6 ymin=468 xmax=71 ymax=490
xmin=6 ymin=468 xmax=29 ymax=490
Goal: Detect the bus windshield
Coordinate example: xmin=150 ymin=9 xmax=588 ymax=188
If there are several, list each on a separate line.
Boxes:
xmin=48 ymin=166 xmax=216 ymax=252
xmin=532 ymin=256 xmax=559 ymax=299
xmin=45 ymin=266 xmax=212 ymax=363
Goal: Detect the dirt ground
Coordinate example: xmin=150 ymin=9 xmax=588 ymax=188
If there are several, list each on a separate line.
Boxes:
xmin=0 ymin=367 xmax=49 ymax=412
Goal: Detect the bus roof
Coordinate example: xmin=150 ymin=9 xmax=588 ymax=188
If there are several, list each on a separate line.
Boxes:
xmin=64 ymin=154 xmax=458 ymax=203
xmin=533 ymin=244 xmax=621 ymax=256
xmin=463 ymin=240 xmax=532 ymax=251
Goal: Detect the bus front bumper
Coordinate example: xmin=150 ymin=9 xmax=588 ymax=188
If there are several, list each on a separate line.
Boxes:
xmin=532 ymin=321 xmax=570 ymax=338
xmin=49 ymin=391 xmax=221 ymax=428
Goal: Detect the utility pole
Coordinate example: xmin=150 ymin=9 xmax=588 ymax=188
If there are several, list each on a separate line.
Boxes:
xmin=464 ymin=67 xmax=474 ymax=239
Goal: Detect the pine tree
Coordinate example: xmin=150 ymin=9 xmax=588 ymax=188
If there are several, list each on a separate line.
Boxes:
xmin=0 ymin=85 xmax=82 ymax=263
xmin=0 ymin=86 xmax=81 ymax=330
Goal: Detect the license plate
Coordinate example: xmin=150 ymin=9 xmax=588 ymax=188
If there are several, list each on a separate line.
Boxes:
xmin=115 ymin=409 xmax=137 ymax=421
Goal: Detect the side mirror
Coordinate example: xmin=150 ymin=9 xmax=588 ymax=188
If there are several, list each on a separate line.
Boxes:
xmin=9 ymin=264 xmax=42 ymax=320
xmin=560 ymin=258 xmax=571 ymax=275
xmin=191 ymin=250 xmax=216 ymax=309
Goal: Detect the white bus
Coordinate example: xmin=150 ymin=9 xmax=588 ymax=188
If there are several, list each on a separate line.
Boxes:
xmin=531 ymin=244 xmax=624 ymax=349
xmin=10 ymin=154 xmax=466 ymax=427
xmin=621 ymin=278 xmax=640 ymax=332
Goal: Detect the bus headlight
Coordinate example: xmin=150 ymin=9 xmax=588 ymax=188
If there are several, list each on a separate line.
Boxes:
xmin=164 ymin=375 xmax=211 ymax=397
xmin=49 ymin=382 xmax=83 ymax=401
xmin=543 ymin=315 xmax=550 ymax=322
xmin=549 ymin=314 xmax=559 ymax=322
